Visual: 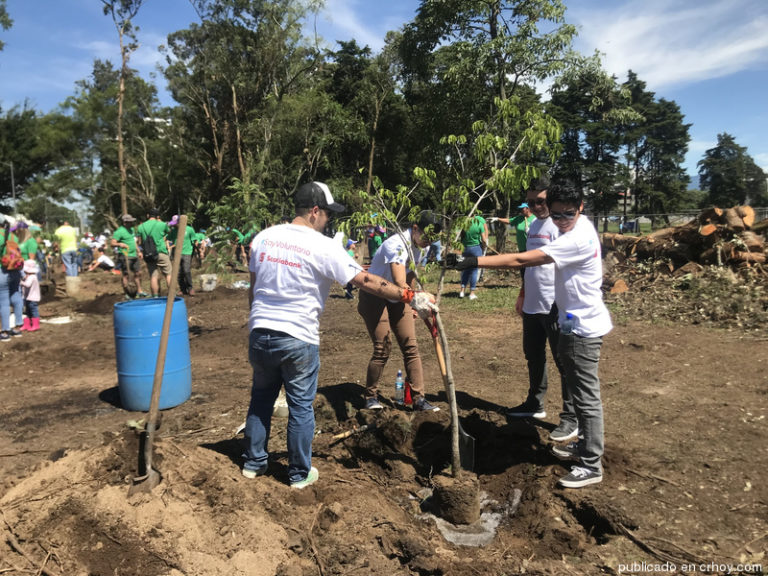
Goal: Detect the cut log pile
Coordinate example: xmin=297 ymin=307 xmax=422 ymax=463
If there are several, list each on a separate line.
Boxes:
xmin=601 ymin=207 xmax=767 ymax=281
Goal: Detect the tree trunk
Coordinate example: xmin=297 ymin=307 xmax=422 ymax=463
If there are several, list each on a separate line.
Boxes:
xmin=118 ymin=27 xmax=128 ymax=217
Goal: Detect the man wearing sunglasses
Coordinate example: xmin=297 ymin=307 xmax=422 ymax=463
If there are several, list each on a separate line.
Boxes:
xmin=505 ymin=177 xmax=578 ymax=447
xmin=450 ymin=183 xmax=612 ymax=489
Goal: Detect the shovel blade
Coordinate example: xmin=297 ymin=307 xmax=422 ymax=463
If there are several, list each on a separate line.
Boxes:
xmin=128 ymin=467 xmax=161 ymax=495
xmin=458 ymin=423 xmax=476 ymax=472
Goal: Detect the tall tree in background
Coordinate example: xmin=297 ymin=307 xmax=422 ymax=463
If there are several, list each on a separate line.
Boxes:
xmin=398 ymin=0 xmax=576 ymax=214
xmin=698 ymin=133 xmax=767 ymax=207
xmin=101 ymin=0 xmax=146 ymax=217
xmin=549 ymin=58 xmax=641 ymax=228
xmin=164 ymin=0 xmax=322 ymax=207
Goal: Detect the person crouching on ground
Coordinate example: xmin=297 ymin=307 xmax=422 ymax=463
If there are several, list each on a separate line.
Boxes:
xmin=358 ymin=211 xmax=442 ymax=412
xmin=243 ymin=182 xmax=437 ymax=489
xmin=20 ymin=259 xmax=41 ymax=332
xmin=87 ymin=247 xmax=117 ymax=273
xmin=451 ymin=183 xmax=612 ymax=489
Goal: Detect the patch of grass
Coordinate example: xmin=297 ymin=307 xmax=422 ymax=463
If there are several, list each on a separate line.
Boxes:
xmin=419 ymin=269 xmax=521 ymax=314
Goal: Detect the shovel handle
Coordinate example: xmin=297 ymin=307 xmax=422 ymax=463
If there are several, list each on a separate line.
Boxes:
xmin=143 ymin=215 xmax=187 ymax=473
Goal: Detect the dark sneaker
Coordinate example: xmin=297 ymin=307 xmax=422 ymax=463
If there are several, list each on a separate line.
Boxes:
xmin=550 ymin=441 xmax=580 ymax=462
xmin=506 ymin=403 xmax=546 ymax=420
xmin=365 ymin=397 xmax=384 ymax=410
xmin=558 ymin=466 xmax=602 ymax=488
xmin=291 ymin=467 xmax=318 ymax=489
xmin=0 ymin=332 xmax=10 ymax=343
xmin=413 ymin=397 xmax=440 ymax=412
xmin=9 ymin=329 xmax=22 ymax=338
xmin=242 ymin=465 xmax=267 ymax=479
xmin=549 ymin=423 xmax=579 ymax=442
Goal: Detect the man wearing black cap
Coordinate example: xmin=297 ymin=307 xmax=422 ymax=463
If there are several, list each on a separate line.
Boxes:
xmin=358 ymin=210 xmax=442 ymax=412
xmin=242 ymin=182 xmax=437 ymax=489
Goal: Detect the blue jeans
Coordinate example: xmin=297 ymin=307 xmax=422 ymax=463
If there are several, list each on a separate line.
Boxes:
xmin=24 ymin=300 xmax=39 ymax=319
xmin=460 ymin=244 xmax=483 ymax=290
xmin=522 ymin=307 xmax=576 ymax=427
xmin=558 ymin=334 xmax=604 ymax=473
xmin=244 ymin=328 xmax=320 ymax=484
xmin=62 ymin=250 xmax=79 ymax=276
xmin=0 ymin=268 xmax=23 ymax=331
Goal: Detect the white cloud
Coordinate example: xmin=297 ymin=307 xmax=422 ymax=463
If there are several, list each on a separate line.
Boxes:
xmin=571 ymin=0 xmax=768 ymax=89
xmin=318 ymin=0 xmax=384 ymax=51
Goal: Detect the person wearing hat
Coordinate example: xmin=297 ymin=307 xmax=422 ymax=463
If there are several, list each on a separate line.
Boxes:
xmin=242 ymin=181 xmax=437 ymax=489
xmin=493 ymin=202 xmax=536 ymax=253
xmin=357 ymin=211 xmax=443 ymax=412
xmin=168 ymin=215 xmax=197 ymax=296
xmin=137 ymin=208 xmax=171 ymax=298
xmin=111 ymin=214 xmax=145 ymax=298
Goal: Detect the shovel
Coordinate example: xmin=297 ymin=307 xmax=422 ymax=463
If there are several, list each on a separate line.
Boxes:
xmin=129 ymin=215 xmax=187 ymax=495
xmin=423 ymin=312 xmax=475 ymax=472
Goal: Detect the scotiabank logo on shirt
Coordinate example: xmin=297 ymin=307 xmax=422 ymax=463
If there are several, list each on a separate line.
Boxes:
xmin=265 ymin=254 xmax=302 ymax=268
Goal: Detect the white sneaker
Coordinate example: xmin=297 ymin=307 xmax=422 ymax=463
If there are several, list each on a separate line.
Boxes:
xmin=469 ymin=293 xmax=477 ymax=300
xmin=459 ymin=290 xmax=465 ymax=298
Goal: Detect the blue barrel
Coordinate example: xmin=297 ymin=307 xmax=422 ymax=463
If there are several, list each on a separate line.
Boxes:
xmin=113 ymin=297 xmax=192 ymax=411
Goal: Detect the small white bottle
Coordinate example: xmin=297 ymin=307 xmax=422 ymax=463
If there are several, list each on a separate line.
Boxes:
xmin=394 ymin=370 xmax=405 ymax=405
xmin=561 ymin=313 xmax=575 ymax=335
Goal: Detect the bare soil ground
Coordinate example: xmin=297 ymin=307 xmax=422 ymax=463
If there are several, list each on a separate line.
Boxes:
xmin=0 ymin=266 xmax=766 ymax=576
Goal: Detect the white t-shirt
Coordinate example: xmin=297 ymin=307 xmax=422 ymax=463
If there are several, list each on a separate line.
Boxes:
xmin=540 ymin=216 xmax=613 ymax=338
xmin=248 ymin=224 xmax=363 ymax=345
xmin=523 ymin=217 xmax=558 ymax=314
xmin=368 ymin=229 xmax=412 ymax=302
xmin=97 ymin=254 xmax=115 ymax=268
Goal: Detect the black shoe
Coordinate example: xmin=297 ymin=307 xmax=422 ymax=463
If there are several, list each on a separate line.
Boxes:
xmin=506 ymin=402 xmax=546 ymax=420
xmin=9 ymin=329 xmax=22 ymax=337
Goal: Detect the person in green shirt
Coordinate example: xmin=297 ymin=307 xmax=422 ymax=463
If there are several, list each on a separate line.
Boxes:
xmin=137 ymin=208 xmax=171 ymax=298
xmin=169 ymin=215 xmax=196 ymax=296
xmin=0 ymin=221 xmax=24 ymax=339
xmin=111 ymin=214 xmax=146 ymax=298
xmin=13 ymin=222 xmax=38 ymax=263
xmin=496 ymin=203 xmax=536 ymax=253
xmin=459 ymin=215 xmax=488 ymax=300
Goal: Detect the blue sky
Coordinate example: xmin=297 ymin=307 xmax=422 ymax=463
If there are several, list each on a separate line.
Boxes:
xmin=1 ymin=0 xmax=767 ymax=178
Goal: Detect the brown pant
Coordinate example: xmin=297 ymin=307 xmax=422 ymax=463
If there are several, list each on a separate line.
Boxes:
xmin=357 ymin=290 xmax=424 ymax=399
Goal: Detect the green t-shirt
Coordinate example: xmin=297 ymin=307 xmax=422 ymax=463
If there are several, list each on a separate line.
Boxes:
xmin=509 ymin=213 xmax=536 ymax=252
xmin=463 ymin=216 xmax=486 ymax=247
xmin=54 ymin=224 xmax=78 ymax=253
xmin=170 ymin=225 xmax=196 ymax=256
xmin=112 ymin=225 xmax=138 ymax=258
xmin=21 ymin=237 xmax=39 ymax=260
xmin=137 ymin=219 xmax=170 ymax=255
xmin=193 ymin=232 xmax=206 ymax=244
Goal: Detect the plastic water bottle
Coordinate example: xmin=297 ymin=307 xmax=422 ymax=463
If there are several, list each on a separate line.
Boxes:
xmin=561 ymin=313 xmax=574 ymax=335
xmin=394 ymin=370 xmax=405 ymax=405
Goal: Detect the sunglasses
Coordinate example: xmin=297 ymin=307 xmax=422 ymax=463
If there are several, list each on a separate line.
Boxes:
xmin=527 ymin=198 xmax=547 ymax=206
xmin=550 ymin=210 xmax=579 ymax=221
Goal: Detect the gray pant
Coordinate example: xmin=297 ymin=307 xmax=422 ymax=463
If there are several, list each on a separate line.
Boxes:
xmin=558 ymin=334 xmax=604 ymax=473
xmin=522 ymin=309 xmax=576 ymax=427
